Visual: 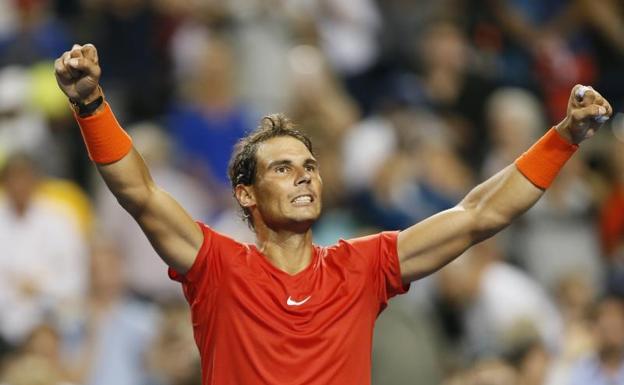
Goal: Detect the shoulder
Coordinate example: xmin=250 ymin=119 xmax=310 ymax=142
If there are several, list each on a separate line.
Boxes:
xmin=195 ymin=221 xmax=259 ymax=266
xmin=322 ymin=231 xmax=399 ymax=261
xmin=168 ymin=222 xmax=252 ymax=283
xmin=198 ymin=222 xmax=248 ymax=250
xmin=337 ymin=231 xmax=399 ymax=251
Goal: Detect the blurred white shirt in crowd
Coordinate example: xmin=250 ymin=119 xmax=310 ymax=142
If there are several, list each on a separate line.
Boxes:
xmin=0 ymin=198 xmax=87 ymax=343
xmin=465 ymin=262 xmax=564 ymax=356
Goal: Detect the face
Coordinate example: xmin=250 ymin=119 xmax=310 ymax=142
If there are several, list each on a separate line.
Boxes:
xmin=90 ymin=246 xmax=124 ymax=296
xmin=421 ymin=22 xmax=467 ymax=72
xmin=2 ymin=159 xmax=38 ymax=213
xmin=594 ymin=298 xmax=624 ymax=353
xmin=236 ymin=136 xmax=323 ymax=232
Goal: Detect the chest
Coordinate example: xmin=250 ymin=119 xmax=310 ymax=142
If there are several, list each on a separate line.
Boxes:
xmin=208 ymin=251 xmax=378 ymax=335
xmin=0 ymin=208 xmax=61 ymax=271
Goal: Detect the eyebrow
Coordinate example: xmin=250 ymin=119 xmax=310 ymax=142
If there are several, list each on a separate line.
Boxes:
xmin=303 ymin=159 xmax=318 ymax=167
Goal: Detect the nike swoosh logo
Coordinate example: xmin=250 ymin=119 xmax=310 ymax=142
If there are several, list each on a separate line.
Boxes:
xmin=286 ymin=296 xmax=311 ymax=306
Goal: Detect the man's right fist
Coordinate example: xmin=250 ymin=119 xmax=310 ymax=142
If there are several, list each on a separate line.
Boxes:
xmin=54 ymin=44 xmax=102 ymax=104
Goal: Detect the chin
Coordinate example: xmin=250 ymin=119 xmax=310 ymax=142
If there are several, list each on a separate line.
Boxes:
xmin=288 ymin=210 xmax=321 ymax=228
xmin=293 ymin=212 xmax=320 ymax=224
xmin=301 ymin=205 xmax=322 ymax=220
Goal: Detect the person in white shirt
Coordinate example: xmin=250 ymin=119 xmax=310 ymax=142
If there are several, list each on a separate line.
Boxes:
xmin=0 ymin=153 xmax=88 ymax=345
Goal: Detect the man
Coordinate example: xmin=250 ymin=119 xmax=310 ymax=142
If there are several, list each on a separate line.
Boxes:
xmin=568 ymin=295 xmax=624 ymax=385
xmin=0 ymin=153 xmax=88 ymax=346
xmin=54 ymin=43 xmax=612 ymax=385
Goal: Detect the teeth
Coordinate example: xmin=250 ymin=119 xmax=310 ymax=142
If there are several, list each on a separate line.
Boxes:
xmin=293 ymin=195 xmax=312 ymax=203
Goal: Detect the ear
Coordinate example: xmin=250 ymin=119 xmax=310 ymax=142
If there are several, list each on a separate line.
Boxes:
xmin=234 ymin=184 xmax=256 ymax=208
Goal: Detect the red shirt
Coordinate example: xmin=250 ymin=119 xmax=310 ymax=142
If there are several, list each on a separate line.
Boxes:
xmin=169 ymin=223 xmax=409 ymax=385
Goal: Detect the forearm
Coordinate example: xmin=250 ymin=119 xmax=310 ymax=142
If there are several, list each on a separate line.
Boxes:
xmin=74 ymin=100 xmax=155 ymax=217
xmin=81 ymin=112 xmax=202 ymax=271
xmin=398 ymin=85 xmax=610 ymax=282
xmin=461 ymin=126 xmax=579 ymax=240
xmin=459 ymin=165 xmax=543 ymax=242
xmin=97 ymin=148 xmax=157 ymax=217
xmin=83 ymin=114 xmax=202 ymax=271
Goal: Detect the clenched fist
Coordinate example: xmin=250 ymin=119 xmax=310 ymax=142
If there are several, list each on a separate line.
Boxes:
xmin=556 ymin=85 xmax=613 ymax=144
xmin=54 ymin=44 xmax=102 ymax=105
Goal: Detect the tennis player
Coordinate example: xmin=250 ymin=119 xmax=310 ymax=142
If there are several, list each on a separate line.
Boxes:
xmin=55 ymin=43 xmax=612 ymax=385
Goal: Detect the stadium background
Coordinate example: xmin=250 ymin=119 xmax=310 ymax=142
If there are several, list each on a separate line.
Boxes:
xmin=1 ymin=0 xmax=624 ymax=384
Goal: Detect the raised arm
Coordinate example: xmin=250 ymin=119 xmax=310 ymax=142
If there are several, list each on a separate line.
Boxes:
xmin=397 ymin=85 xmax=612 ymax=282
xmin=55 ymin=44 xmax=202 ymax=273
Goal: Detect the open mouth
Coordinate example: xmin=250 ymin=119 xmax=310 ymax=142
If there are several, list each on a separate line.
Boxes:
xmin=291 ymin=194 xmax=314 ymax=204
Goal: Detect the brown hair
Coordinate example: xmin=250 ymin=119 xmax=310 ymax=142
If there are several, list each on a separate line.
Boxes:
xmin=228 ymin=114 xmax=314 ymax=228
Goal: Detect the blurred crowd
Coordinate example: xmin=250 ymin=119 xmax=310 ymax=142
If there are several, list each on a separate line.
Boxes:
xmin=1 ymin=0 xmax=624 ymax=384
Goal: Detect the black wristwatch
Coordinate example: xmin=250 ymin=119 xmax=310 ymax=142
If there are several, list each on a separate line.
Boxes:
xmin=71 ymin=95 xmax=104 ymax=117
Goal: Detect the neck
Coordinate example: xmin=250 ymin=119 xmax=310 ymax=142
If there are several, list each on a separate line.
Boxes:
xmin=255 ymin=225 xmax=314 ymax=275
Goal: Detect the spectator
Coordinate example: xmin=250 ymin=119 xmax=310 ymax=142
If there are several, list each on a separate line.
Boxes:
xmin=0 ymin=66 xmax=51 ymax=170
xmin=66 ymin=240 xmax=159 ymax=385
xmin=567 ymin=295 xmax=624 ymax=385
xmin=0 ymin=0 xmax=72 ymax=67
xmin=435 ymin=239 xmax=563 ymax=358
xmin=0 ymin=153 xmax=88 ymax=346
xmin=145 ymin=302 xmax=200 ymax=385
xmin=481 ymin=87 xmax=544 ymax=179
xmin=166 ymin=36 xmax=253 ymax=195
xmin=416 ymin=19 xmax=495 ymax=171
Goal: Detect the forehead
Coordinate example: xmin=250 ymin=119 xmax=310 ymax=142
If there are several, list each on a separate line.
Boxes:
xmin=255 ymin=136 xmax=314 ymax=166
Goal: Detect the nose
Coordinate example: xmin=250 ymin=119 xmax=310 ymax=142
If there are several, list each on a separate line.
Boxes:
xmin=295 ymin=168 xmax=312 ymax=185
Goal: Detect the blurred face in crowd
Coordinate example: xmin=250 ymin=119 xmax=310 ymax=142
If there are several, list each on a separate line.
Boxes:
xmin=594 ymin=298 xmax=624 ymax=355
xmin=23 ymin=325 xmax=61 ymax=362
xmin=90 ymin=245 xmax=125 ymax=299
xmin=189 ymin=38 xmax=235 ymax=107
xmin=1 ymin=155 xmax=39 ymax=215
xmin=238 ymin=136 xmax=323 ymax=232
xmin=420 ymin=22 xmax=468 ymax=73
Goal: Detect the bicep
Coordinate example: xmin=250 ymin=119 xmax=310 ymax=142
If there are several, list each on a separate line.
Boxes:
xmin=397 ymin=206 xmax=478 ymax=282
xmin=96 ymin=148 xmax=203 ymax=273
xmin=134 ymin=187 xmax=204 ymax=274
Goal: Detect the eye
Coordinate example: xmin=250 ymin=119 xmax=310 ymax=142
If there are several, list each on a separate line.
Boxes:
xmin=275 ymin=165 xmax=290 ymax=173
xmin=305 ymin=164 xmax=316 ymax=172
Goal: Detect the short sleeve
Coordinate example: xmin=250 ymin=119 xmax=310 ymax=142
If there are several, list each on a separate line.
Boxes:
xmin=167 ymin=222 xmax=240 ymax=302
xmin=168 ymin=222 xmax=214 ymax=284
xmin=345 ymin=231 xmax=410 ymax=309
